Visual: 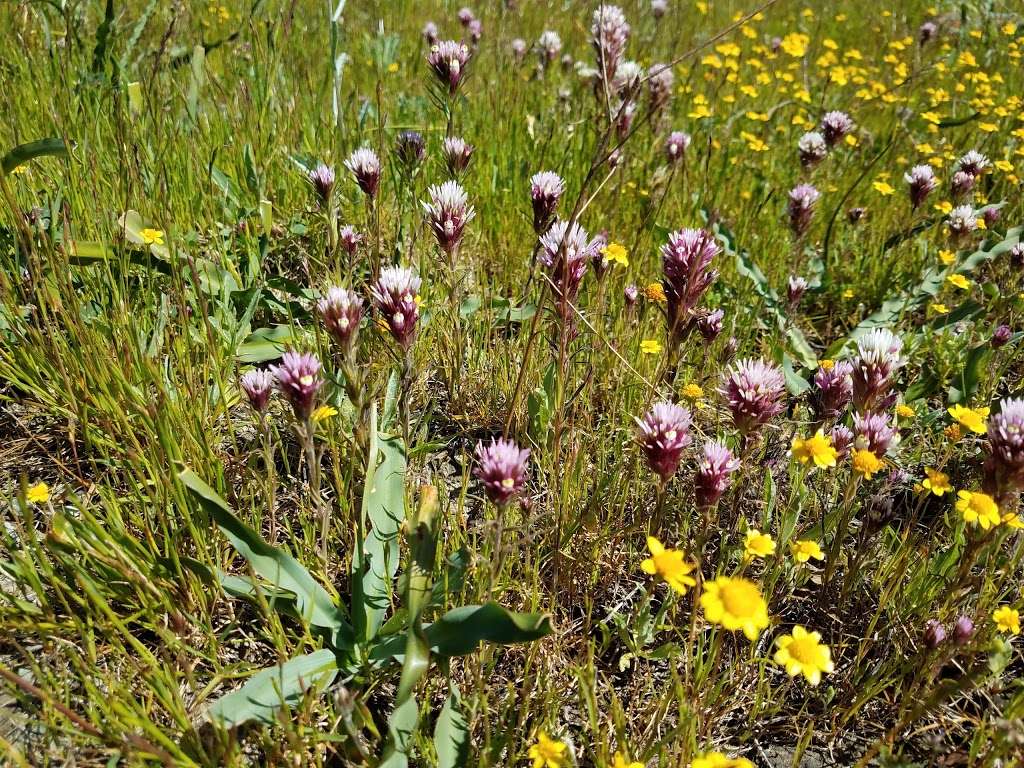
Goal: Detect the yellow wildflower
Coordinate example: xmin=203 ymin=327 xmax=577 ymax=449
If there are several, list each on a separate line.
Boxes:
xmin=312 ymin=405 xmax=339 ymax=423
xmin=644 ymin=283 xmax=667 ymax=303
xmin=956 ymin=490 xmax=1000 ymax=529
xmin=641 ymin=537 xmax=697 ymax=595
xmin=896 ymin=404 xmax=916 ymax=419
xmin=872 ymin=180 xmax=895 ymax=196
xmin=790 ymin=539 xmax=824 ymax=563
xmin=774 ymin=625 xmax=835 ymax=685
xmin=528 ymin=732 xmax=569 ymax=768
xmin=946 ymin=274 xmax=970 ymax=290
xmin=744 ymin=529 xmax=776 ymax=559
xmin=140 ymin=228 xmax=165 ymax=246
xmin=947 ymin=404 xmax=989 ymax=434
xmin=921 ymin=468 xmax=951 ymax=496
xmin=700 ymin=576 xmax=770 ymax=640
xmin=851 ymin=449 xmax=884 ymax=479
xmin=691 ymin=754 xmax=754 ymax=768
xmin=601 ymin=242 xmax=629 ymax=267
xmin=612 ymin=753 xmax=643 ymax=768
xmin=681 ymin=383 xmax=704 ymax=400
xmin=640 ymin=339 xmax=663 ymax=355
xmin=26 ymin=482 xmax=50 ymax=504
xmin=780 ymin=33 xmax=810 ymax=58
xmin=993 ymin=606 xmax=1020 ymax=635
xmin=791 ymin=430 xmax=838 ymax=469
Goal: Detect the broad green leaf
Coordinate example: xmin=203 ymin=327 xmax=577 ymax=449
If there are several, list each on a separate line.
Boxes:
xmin=435 ymin=686 xmax=469 ymax=768
xmin=947 ymin=343 xmax=989 ymax=405
xmin=352 ymin=399 xmax=407 ymax=643
xmin=178 ymin=469 xmax=351 ymax=639
xmin=236 ymin=325 xmax=295 ymax=362
xmin=207 ymin=648 xmax=338 ymax=727
xmin=371 ymin=603 xmax=552 ymax=661
xmin=2 ymin=138 xmax=70 ymax=176
xmin=378 ymin=695 xmax=419 ymax=768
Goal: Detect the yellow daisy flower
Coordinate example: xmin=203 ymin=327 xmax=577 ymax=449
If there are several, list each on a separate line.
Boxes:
xmin=773 ymin=625 xmax=835 ymax=685
xmin=140 ymin=228 xmax=165 ymax=246
xmin=921 ymin=468 xmax=951 ymax=496
xmin=744 ymin=529 xmax=776 ymax=559
xmin=791 ymin=429 xmax=838 ymax=469
xmin=641 ymin=537 xmax=697 ymax=595
xmin=993 ymin=606 xmax=1020 ymax=635
xmin=851 ymin=449 xmax=884 ymax=479
xmin=640 ymin=339 xmax=663 ymax=355
xmin=790 ymin=539 xmax=824 ymax=563
xmin=691 ymin=752 xmax=754 ymax=768
xmin=612 ymin=752 xmax=644 ymax=768
xmin=26 ymin=482 xmax=51 ymax=504
xmin=955 ymin=490 xmax=1000 ymax=529
xmin=528 ymin=732 xmax=569 ymax=768
xmin=700 ymin=576 xmax=770 ymax=640
xmin=947 ymin=404 xmax=990 ymax=434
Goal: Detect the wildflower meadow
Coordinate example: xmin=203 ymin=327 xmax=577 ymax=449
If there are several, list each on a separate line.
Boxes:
xmin=3 ymin=0 xmax=1024 ymax=765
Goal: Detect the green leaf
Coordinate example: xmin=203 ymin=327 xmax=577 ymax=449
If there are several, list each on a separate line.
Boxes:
xmin=371 ymin=603 xmax=552 ymax=661
xmin=236 ymin=325 xmax=295 ymax=363
xmin=947 ymin=343 xmax=989 ymax=405
xmin=434 ymin=686 xmax=469 ymax=768
xmin=178 ymin=469 xmax=351 ymax=640
xmin=207 ymin=649 xmax=339 ymax=727
xmin=2 ymin=138 xmax=71 ymax=176
xmin=378 ymin=695 xmax=419 ymax=768
xmin=781 ymin=353 xmax=810 ymax=396
xmin=352 ymin=407 xmax=407 ymax=642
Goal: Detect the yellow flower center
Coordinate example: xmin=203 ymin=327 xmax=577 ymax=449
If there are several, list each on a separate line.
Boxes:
xmin=785 ymin=635 xmax=819 ymax=665
xmin=720 ymin=580 xmax=762 ymax=617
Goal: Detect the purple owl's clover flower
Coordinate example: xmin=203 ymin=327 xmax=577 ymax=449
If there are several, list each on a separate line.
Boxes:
xmin=530 ymin=171 xmax=566 ymax=235
xmin=269 ymin=351 xmax=324 ymax=422
xmin=427 ymin=40 xmax=472 ymax=95
xmin=638 ymin=401 xmax=692 ymax=482
xmin=344 ymin=147 xmax=381 ymax=199
xmin=695 ymin=440 xmax=740 ymax=510
xmin=474 ymin=438 xmax=531 ymax=506
xmin=317 ymin=286 xmax=364 ymax=354
xmin=370 ymin=266 xmax=422 ymax=351
xmin=422 ymin=180 xmax=475 ymax=258
xmin=660 ymin=228 xmax=721 ymax=343
xmin=720 ymin=358 xmax=787 ymax=435
xmin=240 ymin=369 xmax=274 ymax=413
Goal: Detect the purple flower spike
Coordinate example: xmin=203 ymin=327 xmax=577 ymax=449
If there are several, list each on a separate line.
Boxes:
xmin=428 ymin=40 xmax=472 ymax=95
xmin=720 ymin=358 xmax=786 ymax=435
xmin=474 ymin=438 xmax=530 ymax=506
xmin=339 ymin=225 xmax=363 ymax=256
xmin=307 ymin=163 xmax=335 ymax=204
xmin=538 ymin=219 xmax=601 ymax=318
xmin=317 ymin=286 xmax=364 ymax=353
xmin=638 ymin=401 xmax=692 ymax=482
xmin=270 ymin=351 xmax=324 ymax=421
xmin=695 ymin=440 xmax=740 ymax=510
xmin=442 ymin=136 xmax=474 ymax=175
xmin=648 ymin=63 xmax=674 ymax=111
xmin=905 ymin=164 xmax=937 ymax=209
xmin=853 ymin=411 xmax=897 ymax=455
xmin=370 ymin=266 xmax=422 ymax=350
xmin=697 ymin=308 xmax=724 ymax=341
xmin=947 ymin=205 xmax=978 ymax=238
xmin=922 ymin=619 xmax=946 ymax=649
xmin=396 ymin=130 xmax=426 ymax=171
xmin=788 ymin=183 xmax=820 ymax=238
xmin=240 ymin=369 xmax=274 ymax=413
xmin=984 ymin=398 xmax=1024 ymax=494
xmin=530 ymin=171 xmax=566 ymax=235
xmin=423 ymin=180 xmax=475 ymax=256
xmin=592 ymin=4 xmax=630 ymax=83
xmin=812 ymin=360 xmax=854 ymax=419
xmin=345 ymin=147 xmax=381 ymax=199
xmin=798 ymin=132 xmax=827 ymax=168
xmin=851 ymin=328 xmax=903 ymax=412
xmin=538 ymin=31 xmax=562 ymax=65
xmin=422 ymin=22 xmax=439 ymax=45
xmin=955 ymin=150 xmax=989 ymax=178
xmin=787 ymin=275 xmax=808 ymax=307
xmin=820 ymin=110 xmax=854 ymax=147
xmin=950 ymin=170 xmax=975 ymax=198
xmin=952 ymin=616 xmax=974 ymax=645
xmin=919 ymin=21 xmax=937 ymax=45
xmin=665 ymin=131 xmax=691 ymax=163
xmin=991 ymin=324 xmax=1012 ymax=348
xmin=661 ymin=228 xmax=721 ymax=341
xmin=830 ymin=424 xmax=855 ymax=458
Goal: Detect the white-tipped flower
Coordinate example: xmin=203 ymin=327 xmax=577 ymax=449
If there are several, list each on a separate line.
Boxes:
xmin=422 ymin=180 xmax=475 ymax=256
